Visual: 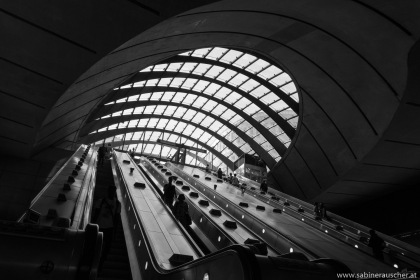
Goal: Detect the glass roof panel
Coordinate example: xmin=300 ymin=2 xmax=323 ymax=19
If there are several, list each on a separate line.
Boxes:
xmin=173 ymin=107 xmax=187 ymax=118
xmin=161 ymin=91 xmax=176 ymax=101
xmin=206 ymin=47 xmax=228 ymax=60
xmin=261 ymin=92 xmax=280 ymax=105
xmin=246 ymin=59 xmax=270 ymax=74
xmin=259 ymin=65 xmax=282 ymax=80
xmin=220 ymin=49 xmax=242 ymax=63
xmin=219 ymin=109 xmax=235 ymax=120
xmin=206 ymin=65 xmax=224 ymax=78
xmin=193 ymin=64 xmax=212 ymax=75
xmin=202 ymin=100 xmax=218 ymax=112
xmin=150 ymin=92 xmax=163 ymax=100
xmin=193 ymin=80 xmax=210 ymax=92
xmin=128 ymin=95 xmax=139 ymax=102
xmin=243 ymin=103 xmax=260 ymax=115
xmin=217 ymin=69 xmax=236 ymax=82
xmin=180 ymin=63 xmax=197 ymax=73
xmin=172 ymin=92 xmax=187 ymax=103
xmin=191 ymin=48 xmax=211 ymax=58
xmin=280 ymin=82 xmax=297 ymax=94
xmin=192 ymin=96 xmax=207 ymax=108
xmin=270 ymin=72 xmax=291 ymax=87
xmin=93 ymin=47 xmax=301 ymax=168
xmin=139 ymin=93 xmax=151 ymax=101
xmin=200 ymin=116 xmax=214 ymax=128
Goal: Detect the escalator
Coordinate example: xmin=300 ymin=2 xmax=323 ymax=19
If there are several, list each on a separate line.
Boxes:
xmin=94 ymin=157 xmax=132 ymax=280
xmin=163 ymin=162 xmax=400 ymax=273
xmin=110 ymin=151 xmax=352 ymax=280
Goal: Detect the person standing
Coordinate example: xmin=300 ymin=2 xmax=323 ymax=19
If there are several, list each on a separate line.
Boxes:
xmin=205 ymin=164 xmax=210 ymax=173
xmin=92 ymin=185 xmax=121 ymax=271
xmin=172 ymin=194 xmax=191 ymax=227
xmin=163 ymin=177 xmax=176 ymax=209
xmin=228 ymin=173 xmax=233 ymax=184
xmin=97 ymin=144 xmax=106 ymax=166
xmin=260 ymin=180 xmax=268 ymax=193
xmin=368 ymin=230 xmax=385 ymax=261
xmin=314 ymin=202 xmax=322 ymax=220
xmin=232 ymin=174 xmax=239 ymax=187
xmin=217 ymin=168 xmax=223 ymax=179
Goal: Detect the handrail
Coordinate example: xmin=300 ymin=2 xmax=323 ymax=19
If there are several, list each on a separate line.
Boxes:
xmin=236 ymin=174 xmax=420 ymax=269
xmin=166 ymin=162 xmax=319 ymax=259
xmin=18 ymin=145 xmax=96 ymax=230
xmin=128 ymin=155 xmax=204 ymax=258
xmin=141 ymin=158 xmax=277 ymax=254
xmin=28 ymin=145 xmax=85 ymax=207
xmin=113 ymin=152 xmax=201 ymax=272
xmin=110 ymin=153 xmax=353 ymax=280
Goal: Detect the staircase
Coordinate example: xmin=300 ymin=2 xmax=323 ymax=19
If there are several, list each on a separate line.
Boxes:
xmin=94 ymin=157 xmax=132 ymax=280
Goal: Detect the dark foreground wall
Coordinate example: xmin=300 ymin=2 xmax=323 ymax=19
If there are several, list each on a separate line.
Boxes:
xmin=0 ymin=148 xmax=72 ymax=220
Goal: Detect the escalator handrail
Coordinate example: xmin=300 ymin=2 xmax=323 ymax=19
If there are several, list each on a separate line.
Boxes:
xmin=113 ymin=152 xmax=204 ymax=273
xmin=167 ymin=162 xmax=319 ymax=259
xmin=141 ymin=159 xmax=243 ymax=248
xmin=112 ymin=152 xmax=268 ymax=280
xmin=129 ymin=156 xmax=205 ymax=258
xmin=236 ymin=174 xmax=420 ymax=261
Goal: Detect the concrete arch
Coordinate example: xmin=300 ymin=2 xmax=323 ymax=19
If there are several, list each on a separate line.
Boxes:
xmin=34 ymin=0 xmax=420 ymax=209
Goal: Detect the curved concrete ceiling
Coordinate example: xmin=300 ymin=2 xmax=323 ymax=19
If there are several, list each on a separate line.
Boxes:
xmin=3 ymin=0 xmax=420 ymax=208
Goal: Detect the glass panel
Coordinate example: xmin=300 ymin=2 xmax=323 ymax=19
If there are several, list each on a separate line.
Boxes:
xmin=206 ymin=47 xmax=228 ymax=60
xmin=204 ymin=83 xmax=221 ymax=95
xmin=220 ymin=49 xmax=243 ymax=64
xmin=192 ymin=48 xmax=212 ymax=58
xmin=260 ymin=92 xmax=280 ymax=105
xmin=246 ymin=59 xmax=270 ymax=74
xmin=139 ymin=93 xmax=151 ymax=101
xmin=193 ymin=80 xmax=210 ymax=92
xmin=193 ymin=64 xmax=212 ymax=75
xmin=270 ymin=72 xmax=291 ymax=87
xmin=234 ymin=98 xmax=251 ymax=110
xmin=239 ymin=78 xmax=259 ymax=92
xmin=150 ymin=92 xmax=164 ymax=100
xmin=167 ymin=62 xmax=183 ymax=72
xmin=180 ymin=62 xmax=197 ymax=73
xmin=258 ymin=65 xmax=281 ymax=80
xmin=128 ymin=95 xmax=139 ymax=102
xmin=243 ymin=103 xmax=260 ymax=115
xmin=206 ymin=66 xmax=224 ymax=79
xmin=154 ymin=105 xmax=166 ymax=115
xmin=161 ymin=92 xmax=176 ymax=101
xmin=99 ymin=47 xmax=301 ymax=167
xmin=219 ymin=109 xmax=235 ymax=120
xmin=172 ymin=92 xmax=187 ymax=102
xmin=173 ymin=107 xmax=187 ymax=118
xmin=202 ymin=100 xmax=218 ymax=112
xmin=217 ymin=69 xmax=236 ymax=82
xmin=280 ymin=82 xmax=297 ymax=94
xmin=192 ymin=96 xmax=207 ymax=108
xmin=153 ymin=64 xmax=168 ymax=71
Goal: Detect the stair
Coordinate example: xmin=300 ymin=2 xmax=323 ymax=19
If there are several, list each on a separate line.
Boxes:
xmin=94 ymin=158 xmax=133 ymax=280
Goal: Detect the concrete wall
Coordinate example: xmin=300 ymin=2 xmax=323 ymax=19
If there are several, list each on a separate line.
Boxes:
xmin=0 ymin=148 xmax=73 ymax=220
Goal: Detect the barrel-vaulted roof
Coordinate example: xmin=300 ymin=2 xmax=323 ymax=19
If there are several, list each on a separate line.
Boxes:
xmin=82 ymin=47 xmax=300 ymax=169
